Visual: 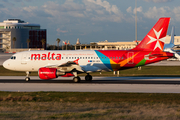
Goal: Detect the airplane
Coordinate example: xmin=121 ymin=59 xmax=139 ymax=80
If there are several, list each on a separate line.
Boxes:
xmin=164 ymin=26 xmax=175 ymax=50
xmin=163 ymin=26 xmax=180 ymax=60
xmin=3 ymin=17 xmax=174 ymax=83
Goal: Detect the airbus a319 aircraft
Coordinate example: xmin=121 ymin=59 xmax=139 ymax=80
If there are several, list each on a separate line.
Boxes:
xmin=3 ymin=17 xmax=174 ymax=83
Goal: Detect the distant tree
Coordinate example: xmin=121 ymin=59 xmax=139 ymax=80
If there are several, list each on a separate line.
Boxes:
xmin=67 ymin=45 xmax=75 ymax=50
xmin=47 ymin=45 xmax=57 ymax=50
xmin=26 ymin=39 xmax=31 ymax=48
xmin=56 ymin=38 xmax=61 ymax=50
xmin=41 ymin=39 xmax=46 ymax=49
xmin=12 ymin=37 xmax=16 ymax=48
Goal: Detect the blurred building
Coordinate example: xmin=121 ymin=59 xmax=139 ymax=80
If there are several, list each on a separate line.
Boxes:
xmin=75 ymin=36 xmax=180 ymax=50
xmin=75 ymin=40 xmax=140 ymax=50
xmin=0 ymin=19 xmax=46 ymax=52
xmin=165 ymin=35 xmax=180 ymax=46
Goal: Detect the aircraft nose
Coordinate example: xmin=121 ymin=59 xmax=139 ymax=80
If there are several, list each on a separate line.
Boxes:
xmin=3 ymin=60 xmax=9 ymax=69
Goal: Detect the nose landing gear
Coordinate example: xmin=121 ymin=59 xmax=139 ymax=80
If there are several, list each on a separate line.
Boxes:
xmin=25 ymin=71 xmax=30 ymax=82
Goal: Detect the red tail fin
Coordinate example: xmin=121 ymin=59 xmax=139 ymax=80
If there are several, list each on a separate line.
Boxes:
xmin=133 ymin=17 xmax=170 ymax=51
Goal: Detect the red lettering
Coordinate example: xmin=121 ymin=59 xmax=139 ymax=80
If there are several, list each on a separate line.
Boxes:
xmin=41 ymin=54 xmax=46 ymax=60
xmin=56 ymin=54 xmax=61 ymax=60
xmin=48 ymin=52 xmax=50 ymax=60
xmin=51 ymin=53 xmax=55 ymax=60
xmin=31 ymin=52 xmax=61 ymax=60
xmin=31 ymin=54 xmax=40 ymax=60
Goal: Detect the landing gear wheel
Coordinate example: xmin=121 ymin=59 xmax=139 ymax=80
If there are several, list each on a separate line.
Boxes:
xmin=73 ymin=76 xmax=81 ymax=83
xmin=85 ymin=75 xmax=92 ymax=81
xmin=25 ymin=77 xmax=30 ymax=82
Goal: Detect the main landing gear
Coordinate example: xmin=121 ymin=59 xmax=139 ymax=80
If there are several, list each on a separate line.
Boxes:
xmin=25 ymin=71 xmax=30 ymax=82
xmin=85 ymin=73 xmax=92 ymax=81
xmin=72 ymin=73 xmax=92 ymax=83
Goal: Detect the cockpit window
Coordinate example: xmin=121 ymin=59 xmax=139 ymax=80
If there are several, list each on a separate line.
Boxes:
xmin=10 ymin=56 xmax=16 ymax=60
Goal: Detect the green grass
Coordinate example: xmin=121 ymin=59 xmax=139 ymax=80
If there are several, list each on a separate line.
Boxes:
xmin=0 ymin=92 xmax=180 ymax=119
xmin=1 ymin=65 xmax=180 ymax=76
xmin=0 ymin=92 xmax=180 ymax=103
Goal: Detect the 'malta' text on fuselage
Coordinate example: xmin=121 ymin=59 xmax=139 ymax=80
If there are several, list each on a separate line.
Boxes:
xmin=31 ymin=52 xmax=61 ymax=60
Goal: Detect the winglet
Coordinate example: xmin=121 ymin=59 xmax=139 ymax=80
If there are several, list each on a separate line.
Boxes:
xmin=73 ymin=58 xmax=79 ymax=65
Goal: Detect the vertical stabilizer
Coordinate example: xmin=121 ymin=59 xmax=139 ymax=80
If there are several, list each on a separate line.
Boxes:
xmin=133 ymin=17 xmax=170 ymax=51
xmin=164 ymin=26 xmax=175 ymax=49
xmin=170 ymin=26 xmax=175 ymax=44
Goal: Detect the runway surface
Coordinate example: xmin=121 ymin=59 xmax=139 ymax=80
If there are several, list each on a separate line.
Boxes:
xmin=0 ymin=76 xmax=180 ymax=93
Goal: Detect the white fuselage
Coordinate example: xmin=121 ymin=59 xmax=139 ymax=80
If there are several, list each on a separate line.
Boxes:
xmin=3 ymin=50 xmax=111 ymax=73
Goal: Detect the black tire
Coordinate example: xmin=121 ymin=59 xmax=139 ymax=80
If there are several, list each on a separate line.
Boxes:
xmin=85 ymin=75 xmax=92 ymax=81
xmin=25 ymin=77 xmax=30 ymax=82
xmin=73 ymin=76 xmax=81 ymax=83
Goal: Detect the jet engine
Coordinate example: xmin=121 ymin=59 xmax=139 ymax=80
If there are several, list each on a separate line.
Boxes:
xmin=38 ymin=67 xmax=75 ymax=79
xmin=38 ymin=67 xmax=58 ymax=79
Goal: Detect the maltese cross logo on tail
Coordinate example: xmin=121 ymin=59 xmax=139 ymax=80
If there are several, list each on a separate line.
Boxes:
xmin=147 ymin=28 xmax=166 ymax=51
xmin=133 ymin=17 xmax=170 ymax=51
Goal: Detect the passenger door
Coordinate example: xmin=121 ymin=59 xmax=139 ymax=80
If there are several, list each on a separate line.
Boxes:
xmin=127 ymin=52 xmax=134 ymax=64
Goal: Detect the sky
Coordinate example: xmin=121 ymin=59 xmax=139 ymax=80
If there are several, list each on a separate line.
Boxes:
xmin=1 ymin=0 xmax=180 ymax=45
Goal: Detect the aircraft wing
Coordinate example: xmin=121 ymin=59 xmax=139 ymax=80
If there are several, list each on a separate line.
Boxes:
xmin=42 ymin=59 xmax=84 ymax=75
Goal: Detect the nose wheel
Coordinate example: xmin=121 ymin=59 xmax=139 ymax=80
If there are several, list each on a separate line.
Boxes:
xmin=25 ymin=77 xmax=30 ymax=82
xmin=25 ymin=71 xmax=30 ymax=82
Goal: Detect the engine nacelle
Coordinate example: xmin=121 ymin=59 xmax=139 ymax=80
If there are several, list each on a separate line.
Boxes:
xmin=61 ymin=73 xmax=74 ymax=77
xmin=38 ymin=67 xmax=58 ymax=79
